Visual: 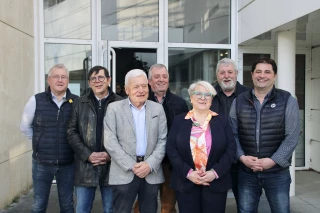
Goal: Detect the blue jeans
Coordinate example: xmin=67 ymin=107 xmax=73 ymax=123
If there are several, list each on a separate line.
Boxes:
xmin=32 ymin=159 xmax=75 ymax=213
xmin=238 ymin=168 xmax=291 ymax=213
xmin=75 ymin=185 xmax=113 ymax=213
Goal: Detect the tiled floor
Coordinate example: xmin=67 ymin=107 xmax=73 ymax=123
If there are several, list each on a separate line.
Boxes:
xmin=2 ymin=170 xmax=320 ymax=213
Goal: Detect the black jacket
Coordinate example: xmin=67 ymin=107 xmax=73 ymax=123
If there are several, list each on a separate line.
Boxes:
xmin=210 ymin=81 xmax=250 ymax=116
xmin=67 ymin=88 xmax=123 ymax=187
xmin=32 ymin=87 xmax=78 ymax=165
xmin=148 ymin=88 xmax=189 ymax=131
xmin=236 ymin=87 xmax=291 ymax=173
xmin=167 ymin=113 xmax=236 ymax=193
xmin=149 ymin=88 xmax=189 ymax=163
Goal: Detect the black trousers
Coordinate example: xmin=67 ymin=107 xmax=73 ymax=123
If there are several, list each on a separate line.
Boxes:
xmin=111 ymin=175 xmax=160 ymax=213
xmin=176 ymin=185 xmax=228 ymax=213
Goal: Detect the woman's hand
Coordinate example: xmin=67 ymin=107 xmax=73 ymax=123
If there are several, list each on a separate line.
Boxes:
xmin=198 ymin=170 xmax=216 ymax=185
xmin=187 ymin=170 xmax=204 ymax=185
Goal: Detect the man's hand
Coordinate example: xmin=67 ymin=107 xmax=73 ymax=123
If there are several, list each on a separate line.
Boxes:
xmin=240 ymin=155 xmax=263 ymax=172
xmin=198 ymin=170 xmax=216 ymax=185
xmin=259 ymin=158 xmax=276 ymax=170
xmin=132 ymin=162 xmax=151 ymax=178
xmin=88 ymin=152 xmax=111 ymax=166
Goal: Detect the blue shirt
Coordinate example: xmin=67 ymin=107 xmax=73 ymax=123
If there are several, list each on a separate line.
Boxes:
xmin=129 ymin=99 xmax=147 ymax=156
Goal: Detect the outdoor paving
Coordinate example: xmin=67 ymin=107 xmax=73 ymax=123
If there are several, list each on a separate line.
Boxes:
xmin=1 ymin=170 xmax=320 ymax=213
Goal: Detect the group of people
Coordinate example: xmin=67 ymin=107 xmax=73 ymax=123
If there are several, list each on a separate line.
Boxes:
xmin=20 ymin=57 xmax=299 ymax=213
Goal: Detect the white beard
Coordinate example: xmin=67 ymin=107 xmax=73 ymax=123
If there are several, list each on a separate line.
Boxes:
xmin=220 ymin=80 xmax=236 ymax=92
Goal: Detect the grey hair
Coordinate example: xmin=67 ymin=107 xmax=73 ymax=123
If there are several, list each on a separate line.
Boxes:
xmin=125 ymin=69 xmax=148 ymax=86
xmin=188 ymin=80 xmax=217 ymax=97
xmin=216 ymin=58 xmax=238 ymax=73
xmin=48 ymin=64 xmax=69 ymax=77
xmin=148 ymin=64 xmax=169 ymax=79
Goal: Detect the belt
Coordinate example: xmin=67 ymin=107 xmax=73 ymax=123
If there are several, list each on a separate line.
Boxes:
xmin=136 ymin=156 xmax=144 ymax=162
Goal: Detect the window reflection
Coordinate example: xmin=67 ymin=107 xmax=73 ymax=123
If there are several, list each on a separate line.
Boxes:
xmin=168 ymin=48 xmax=230 ymax=101
xmin=43 ymin=0 xmax=91 ymax=39
xmin=44 ymin=43 xmax=92 ymax=96
xmin=168 ymin=0 xmax=230 ymax=44
xmin=101 ymin=0 xmax=159 ymax=42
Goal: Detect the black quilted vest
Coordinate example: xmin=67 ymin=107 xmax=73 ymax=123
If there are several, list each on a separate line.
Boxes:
xmin=32 ymin=87 xmax=78 ymax=165
xmin=236 ymin=87 xmax=291 ymax=172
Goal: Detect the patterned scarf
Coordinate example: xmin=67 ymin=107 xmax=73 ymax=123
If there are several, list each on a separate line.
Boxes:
xmin=185 ymin=110 xmax=218 ymax=171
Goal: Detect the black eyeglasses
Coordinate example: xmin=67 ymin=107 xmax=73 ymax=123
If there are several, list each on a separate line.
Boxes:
xmin=89 ymin=75 xmax=108 ymax=83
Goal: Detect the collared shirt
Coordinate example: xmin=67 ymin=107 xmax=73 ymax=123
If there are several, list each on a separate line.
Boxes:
xmin=20 ymin=92 xmax=67 ymax=140
xmin=129 ymin=99 xmax=147 ymax=156
xmin=229 ymin=89 xmax=300 ymax=167
xmin=154 ymin=94 xmax=166 ymax=104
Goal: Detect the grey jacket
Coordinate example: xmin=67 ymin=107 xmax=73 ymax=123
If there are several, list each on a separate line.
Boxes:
xmin=104 ymin=99 xmax=167 ymax=185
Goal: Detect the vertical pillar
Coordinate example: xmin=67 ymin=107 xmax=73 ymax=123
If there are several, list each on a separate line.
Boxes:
xmin=277 ymin=30 xmax=296 ymax=196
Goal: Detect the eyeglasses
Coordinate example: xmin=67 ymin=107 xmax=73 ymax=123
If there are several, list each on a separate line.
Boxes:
xmin=89 ymin=75 xmax=108 ymax=83
xmin=192 ymin=91 xmax=213 ymax=100
xmin=50 ymin=75 xmax=68 ymax=81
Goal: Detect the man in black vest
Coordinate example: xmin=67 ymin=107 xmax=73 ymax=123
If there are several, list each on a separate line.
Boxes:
xmin=20 ymin=64 xmax=78 ymax=213
xmin=133 ymin=64 xmax=189 ymax=213
xmin=210 ymin=58 xmax=250 ymax=210
xmin=229 ymin=58 xmax=300 ymax=213
xmin=67 ymin=66 xmax=122 ymax=213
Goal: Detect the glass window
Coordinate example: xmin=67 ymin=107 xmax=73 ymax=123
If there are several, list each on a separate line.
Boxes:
xmin=168 ymin=48 xmax=230 ymax=103
xmin=43 ymin=0 xmax=91 ymax=39
xmin=295 ymin=54 xmax=306 ymax=167
xmin=44 ymin=43 xmax=92 ymax=96
xmin=168 ymin=0 xmax=230 ymax=44
xmin=101 ymin=0 xmax=159 ymax=42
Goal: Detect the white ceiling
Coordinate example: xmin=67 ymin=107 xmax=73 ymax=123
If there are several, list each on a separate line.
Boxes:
xmin=239 ymin=8 xmax=320 ymax=48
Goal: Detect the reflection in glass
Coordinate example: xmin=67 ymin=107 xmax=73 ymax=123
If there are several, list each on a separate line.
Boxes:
xmin=168 ymin=0 xmax=230 ymax=44
xmin=101 ymin=0 xmax=159 ymax=42
xmin=43 ymin=0 xmax=91 ymax=39
xmin=44 ymin=43 xmax=92 ymax=96
xmin=168 ymin=48 xmax=230 ymax=102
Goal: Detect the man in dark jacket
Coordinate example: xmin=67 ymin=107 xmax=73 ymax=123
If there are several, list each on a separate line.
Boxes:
xmin=210 ymin=58 xmax=250 ymax=210
xmin=134 ymin=64 xmax=189 ymax=213
xmin=67 ymin=66 xmax=122 ymax=213
xmin=20 ymin=64 xmax=78 ymax=213
xmin=229 ymin=58 xmax=300 ymax=213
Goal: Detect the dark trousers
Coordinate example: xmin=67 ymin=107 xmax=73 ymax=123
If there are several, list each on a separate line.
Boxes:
xmin=134 ymin=163 xmax=176 ymax=213
xmin=231 ymin=163 xmax=239 ymax=211
xmin=176 ymin=185 xmax=228 ymax=213
xmin=112 ymin=175 xmax=160 ymax=213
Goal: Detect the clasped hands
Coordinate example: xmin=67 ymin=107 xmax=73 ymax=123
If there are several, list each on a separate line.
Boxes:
xmin=240 ymin=156 xmax=276 ymax=172
xmin=88 ymin=152 xmax=111 ymax=166
xmin=132 ymin=162 xmax=151 ymax=179
xmin=187 ymin=170 xmax=216 ymax=185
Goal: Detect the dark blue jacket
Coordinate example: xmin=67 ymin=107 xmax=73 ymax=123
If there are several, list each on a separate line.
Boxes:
xmin=166 ymin=113 xmax=236 ymax=193
xmin=32 ymin=87 xmax=78 ymax=165
xmin=236 ymin=87 xmax=291 ymax=173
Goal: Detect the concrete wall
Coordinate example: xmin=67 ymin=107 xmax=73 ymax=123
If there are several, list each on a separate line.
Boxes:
xmin=238 ymin=0 xmax=320 ymax=43
xmin=0 ymin=0 xmax=34 ymax=209
xmin=310 ymin=47 xmax=320 ymax=172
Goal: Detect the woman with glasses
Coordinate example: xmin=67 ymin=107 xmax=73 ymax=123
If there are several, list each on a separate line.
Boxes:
xmin=166 ymin=80 xmax=236 ymax=213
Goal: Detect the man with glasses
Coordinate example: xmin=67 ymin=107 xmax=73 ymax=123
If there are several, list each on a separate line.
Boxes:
xmin=20 ymin=64 xmax=78 ymax=213
xmin=68 ymin=66 xmax=122 ymax=213
xmin=210 ymin=58 xmax=250 ymax=210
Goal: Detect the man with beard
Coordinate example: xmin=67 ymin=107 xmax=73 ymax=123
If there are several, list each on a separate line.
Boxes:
xmin=210 ymin=58 xmax=250 ymax=210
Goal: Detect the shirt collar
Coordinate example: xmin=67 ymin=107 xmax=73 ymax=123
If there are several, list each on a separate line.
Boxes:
xmin=51 ymin=92 xmax=67 ymax=100
xmin=154 ymin=94 xmax=166 ymax=104
xmin=128 ymin=98 xmax=147 ymax=111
